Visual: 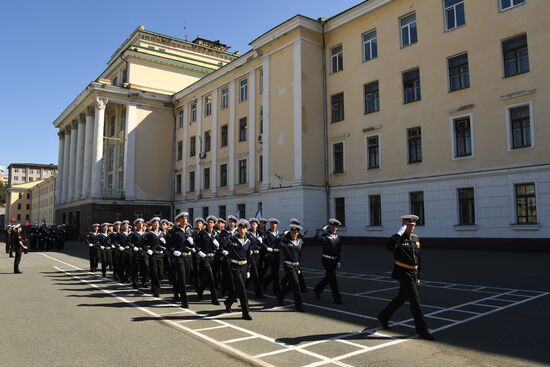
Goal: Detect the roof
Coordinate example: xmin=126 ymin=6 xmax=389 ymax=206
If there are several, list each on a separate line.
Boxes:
xmin=8 ymin=180 xmax=44 ymax=190
xmin=8 ymin=163 xmax=58 ymax=170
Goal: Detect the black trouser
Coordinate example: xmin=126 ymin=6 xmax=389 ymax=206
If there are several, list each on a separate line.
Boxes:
xmin=149 ymin=253 xmax=164 ymax=295
xmin=6 ymin=239 xmax=11 ymax=254
xmin=262 ymin=251 xmax=280 ymax=294
xmin=281 ymin=267 xmax=307 ymax=292
xmin=198 ymin=255 xmax=219 ymax=302
xmin=171 ymin=254 xmax=192 ymax=304
xmin=191 ymin=253 xmax=200 ymax=292
xmin=131 ymin=251 xmax=149 ymax=287
xmin=123 ymin=250 xmax=133 ymax=282
xmin=114 ymin=249 xmax=125 ymax=281
xmin=314 ymin=257 xmax=341 ymax=302
xmin=378 ymin=271 xmax=428 ymax=334
xmin=100 ymin=249 xmax=113 ymax=275
xmin=246 ymin=252 xmax=263 ymax=296
xmin=163 ymin=252 xmax=172 ymax=284
xmin=89 ymin=246 xmax=99 ymax=272
xmin=14 ymin=246 xmax=23 ymax=273
xmin=225 ymin=263 xmax=250 ymax=316
xmin=278 ymin=264 xmax=303 ymax=309
xmin=218 ymin=255 xmax=232 ymax=297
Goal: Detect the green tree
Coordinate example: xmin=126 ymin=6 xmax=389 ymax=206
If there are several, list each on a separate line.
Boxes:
xmin=0 ymin=181 xmax=6 ymax=205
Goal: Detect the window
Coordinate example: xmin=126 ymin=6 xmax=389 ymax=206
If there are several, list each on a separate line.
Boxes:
xmin=220 ymin=125 xmax=228 ymax=147
xmin=457 ymin=188 xmax=475 ymax=225
xmin=19 ymin=193 xmax=22 ymax=199
xmin=106 ymin=174 xmax=113 ymax=190
xmin=363 ymin=30 xmax=378 ymax=61
xmin=409 ymin=191 xmax=425 ymax=225
xmin=204 ymin=168 xmax=210 ymax=190
xmin=118 ymin=171 xmax=123 ymax=191
xmin=364 ymin=81 xmax=380 ymax=114
xmin=334 ymin=198 xmax=346 ymax=227
xmin=448 ymin=53 xmax=470 ymax=92
xmin=204 ymin=131 xmax=211 ymax=152
xmin=106 ymin=146 xmax=114 ymax=171
xmin=120 ymin=108 xmax=126 ymax=131
xmin=259 ymin=155 xmax=263 ymax=182
xmin=112 ymin=76 xmax=118 ymax=86
xmin=177 ymin=141 xmax=183 ymax=161
xmin=503 ymin=34 xmax=529 ymax=77
xmin=407 ymin=127 xmax=422 ymax=163
xmin=239 ymin=79 xmax=248 ymax=102
xmin=221 ymin=87 xmax=229 ymax=109
xmin=453 ymin=117 xmax=472 ymax=157
xmin=444 ymin=0 xmax=465 ymax=31
xmin=239 ymin=117 xmax=247 ymax=142
xmin=204 ymin=95 xmax=212 ymax=117
xmin=202 ymin=206 xmax=209 ymax=218
xmin=190 ymin=102 xmax=197 ymax=123
xmin=219 ymin=205 xmax=226 ymax=219
xmin=237 ymin=204 xmax=246 ymax=219
xmin=122 ymin=68 xmax=128 ymax=83
xmin=177 ymin=110 xmax=183 ymax=128
xmin=188 ymin=171 xmax=195 ymax=192
xmin=500 ymin=0 xmax=525 ymax=11
xmin=330 ymin=45 xmax=343 ymax=73
xmin=17 ymin=214 xmax=21 ymax=221
xmin=259 ymin=69 xmax=263 ymax=94
xmin=331 ymin=92 xmax=345 ymax=123
xmin=369 ymin=195 xmax=382 ymax=226
xmin=176 ymin=174 xmax=182 ymax=194
xmin=190 ymin=136 xmax=196 ymax=157
xmin=109 ymin=114 xmax=116 ymax=137
xmin=17 ymin=203 xmax=21 ymax=210
xmin=403 ymin=68 xmax=421 ymax=103
xmin=220 ymin=164 xmax=227 ymax=187
xmin=400 ymin=13 xmax=417 ymax=47
xmin=366 ymin=135 xmax=380 ymax=169
xmin=333 ymin=142 xmax=344 ymax=174
xmin=515 ymin=183 xmax=536 ymax=224
xmin=238 ymin=159 xmax=247 ymax=184
xmin=509 ymin=105 xmax=531 ymax=149
xmin=25 ymin=214 xmax=30 ymax=221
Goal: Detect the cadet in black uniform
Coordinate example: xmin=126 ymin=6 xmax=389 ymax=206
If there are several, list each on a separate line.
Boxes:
xmin=6 ymin=226 xmax=13 ymax=257
xmin=223 ymin=219 xmax=253 ymax=320
xmin=118 ymin=220 xmax=131 ymax=282
xmin=129 ymin=218 xmax=148 ymax=289
xmin=281 ymin=218 xmax=308 ymax=293
xmin=261 ymin=218 xmax=282 ymax=294
xmin=87 ymin=224 xmax=100 ymax=272
xmin=314 ymin=219 xmax=343 ymax=304
xmin=246 ymin=218 xmax=265 ymax=298
xmin=168 ymin=212 xmax=195 ymax=307
xmin=277 ymin=223 xmax=305 ymax=312
xmin=144 ymin=217 xmax=166 ymax=297
xmin=12 ymin=224 xmax=27 ymax=274
xmin=195 ymin=215 xmax=221 ymax=305
xmin=98 ymin=223 xmax=112 ymax=277
xmin=109 ymin=221 xmax=121 ymax=280
xmin=377 ymin=215 xmax=435 ymax=341
xmin=218 ymin=216 xmax=237 ymax=297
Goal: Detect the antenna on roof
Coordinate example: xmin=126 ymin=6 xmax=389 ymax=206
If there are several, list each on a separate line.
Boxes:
xmin=183 ymin=24 xmax=188 ymax=41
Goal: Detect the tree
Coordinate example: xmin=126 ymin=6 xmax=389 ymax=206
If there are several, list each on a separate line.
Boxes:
xmin=0 ymin=181 xmax=6 ymax=205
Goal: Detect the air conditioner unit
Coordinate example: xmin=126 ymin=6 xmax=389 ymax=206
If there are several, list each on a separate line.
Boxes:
xmin=199 ymin=152 xmax=206 ymax=159
xmin=257 ymin=134 xmax=263 ymax=144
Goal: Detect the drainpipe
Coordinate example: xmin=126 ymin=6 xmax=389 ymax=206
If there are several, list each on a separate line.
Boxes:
xmin=170 ymin=104 xmax=177 ymax=219
xmin=320 ymin=18 xmax=330 ymax=222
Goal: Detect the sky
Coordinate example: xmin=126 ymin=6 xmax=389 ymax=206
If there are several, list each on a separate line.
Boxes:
xmin=0 ymin=0 xmax=361 ymax=169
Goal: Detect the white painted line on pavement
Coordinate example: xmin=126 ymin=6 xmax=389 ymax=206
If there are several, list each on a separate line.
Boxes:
xmin=355 ymin=286 xmax=400 ymax=295
xmin=223 ymin=335 xmax=259 ymax=344
xmin=194 ymin=325 xmax=228 ymax=332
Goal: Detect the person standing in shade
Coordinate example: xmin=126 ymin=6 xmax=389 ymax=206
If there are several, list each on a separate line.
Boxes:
xmin=246 ymin=217 xmax=265 ymax=299
xmin=6 ymin=225 xmax=13 ymax=257
xmin=168 ymin=212 xmax=195 ymax=308
xmin=87 ymin=224 xmax=100 ymax=272
xmin=377 ymin=215 xmax=435 ymax=341
xmin=195 ymin=215 xmax=221 ymax=305
xmin=12 ymin=224 xmax=27 ymax=274
xmin=261 ymin=218 xmax=282 ymax=294
xmin=314 ymin=218 xmax=343 ymax=304
xmin=98 ymin=223 xmax=113 ymax=277
xmin=144 ymin=217 xmax=166 ymax=297
xmin=223 ymin=219 xmax=253 ymax=320
xmin=277 ymin=223 xmax=305 ymax=312
xmin=129 ymin=218 xmax=148 ymax=289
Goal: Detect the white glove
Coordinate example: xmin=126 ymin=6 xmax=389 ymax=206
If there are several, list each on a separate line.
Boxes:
xmin=133 ymin=247 xmax=139 ymax=252
xmin=213 ymin=239 xmax=220 ymax=248
xmin=119 ymin=246 xmax=124 ymax=251
xmin=222 ymin=250 xmax=229 ymax=256
xmin=191 ymin=247 xmax=197 ymax=253
xmin=111 ymin=245 xmax=116 ymax=249
xmin=186 ymin=237 xmax=194 ymax=245
xmin=89 ymin=244 xmax=93 ymax=247
xmin=198 ymin=251 xmax=206 ymax=258
xmin=337 ymin=262 xmax=341 ymax=269
xmin=173 ymin=251 xmax=181 ymax=257
xmin=258 ymin=237 xmax=263 ymax=244
xmin=246 ymin=272 xmax=250 ymax=279
xmin=160 ymin=238 xmax=166 ymax=244
xmin=267 ymin=247 xmax=273 ymax=252
xmin=397 ymin=225 xmax=407 ymax=236
xmin=147 ymin=249 xmax=153 ymax=255
xmin=298 ymin=270 xmax=301 ymax=274
xmin=100 ymin=246 xmax=105 ymax=250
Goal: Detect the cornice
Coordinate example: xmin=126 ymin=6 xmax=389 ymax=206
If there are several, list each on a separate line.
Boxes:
xmin=324 ymin=0 xmax=394 ymax=32
xmin=124 ymin=49 xmax=214 ymax=75
xmin=249 ymin=15 xmax=322 ymax=49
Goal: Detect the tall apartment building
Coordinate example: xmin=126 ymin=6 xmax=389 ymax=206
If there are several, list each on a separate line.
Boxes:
xmin=7 ymin=163 xmax=57 ymax=186
xmin=30 ymin=176 xmax=56 ymax=225
xmin=53 ymin=26 xmax=237 ymax=233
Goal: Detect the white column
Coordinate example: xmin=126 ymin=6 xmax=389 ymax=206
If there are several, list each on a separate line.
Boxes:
xmin=228 ymin=79 xmax=236 ymax=195
xmin=61 ymin=127 xmax=71 ymax=203
xmin=196 ymin=97 xmax=203 ymax=194
xmin=182 ymin=105 xmax=188 ymax=196
xmin=81 ymin=108 xmax=94 ymax=199
xmin=248 ymin=70 xmax=256 ymax=192
xmin=261 ymin=56 xmax=271 ymax=190
xmin=293 ymin=40 xmax=303 ymax=185
xmin=68 ymin=121 xmax=78 ymax=201
xmin=55 ymin=131 xmax=65 ymax=205
xmin=74 ymin=115 xmax=86 ymax=200
xmin=91 ymin=97 xmax=107 ymax=198
xmin=211 ymin=90 xmax=218 ymax=195
xmin=123 ymin=103 xmax=137 ymax=200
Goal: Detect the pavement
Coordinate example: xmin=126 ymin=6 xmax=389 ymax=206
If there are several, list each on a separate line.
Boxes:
xmin=1 ymin=239 xmax=549 ymax=367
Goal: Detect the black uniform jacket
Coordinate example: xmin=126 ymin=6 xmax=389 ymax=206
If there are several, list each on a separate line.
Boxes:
xmin=318 ymin=232 xmax=341 ymax=261
xmin=279 ymin=234 xmax=303 ymax=264
xmin=226 ymin=235 xmax=252 ymax=271
xmin=385 ymin=233 xmax=422 ymax=279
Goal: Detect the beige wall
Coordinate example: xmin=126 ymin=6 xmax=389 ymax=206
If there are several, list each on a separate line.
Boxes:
xmin=30 ymin=177 xmax=55 ymax=225
xmin=129 ymin=61 xmax=205 ymax=94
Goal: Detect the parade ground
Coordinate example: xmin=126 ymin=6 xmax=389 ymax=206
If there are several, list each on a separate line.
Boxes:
xmin=1 ymin=240 xmax=549 ymax=367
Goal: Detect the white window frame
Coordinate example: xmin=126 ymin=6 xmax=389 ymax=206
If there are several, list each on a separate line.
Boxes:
xmin=399 ymin=12 xmax=417 ymax=48
xmin=239 ymin=79 xmax=248 ymax=102
xmin=450 ymin=112 xmax=475 ymax=160
xmin=331 ymin=140 xmax=346 ymax=175
xmin=509 ymin=180 xmax=538 ymax=226
xmin=190 ymin=102 xmax=197 ymax=123
xmin=367 ymin=193 xmax=383 ymax=227
xmin=221 ymin=87 xmax=229 ymax=109
xmin=453 ymin=184 xmax=478 ymax=227
xmin=362 ymin=29 xmax=377 ymax=62
xmin=176 ymin=109 xmax=183 ymax=128
xmin=204 ymin=95 xmax=212 ymax=117
xmin=499 ymin=0 xmax=526 ymax=12
xmin=444 ymin=0 xmax=466 ymax=32
xmin=330 ymin=44 xmax=343 ymax=74
xmin=505 ymin=101 xmax=534 ymax=151
xmin=364 ymin=133 xmax=381 ymax=170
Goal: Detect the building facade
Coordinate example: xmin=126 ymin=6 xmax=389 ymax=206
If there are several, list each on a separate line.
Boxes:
xmin=6 ymin=163 xmax=57 ymax=186
xmin=30 ymin=176 xmax=56 ymax=225
xmin=53 ymin=26 xmax=237 ymax=234
xmin=5 ymin=181 xmax=42 ymax=226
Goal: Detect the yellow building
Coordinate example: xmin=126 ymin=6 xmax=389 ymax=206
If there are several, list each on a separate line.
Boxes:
xmin=6 ymin=181 xmax=42 ymax=226
xmin=30 ymin=176 xmax=56 ymax=225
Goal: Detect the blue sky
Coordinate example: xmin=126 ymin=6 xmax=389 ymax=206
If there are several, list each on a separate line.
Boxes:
xmin=0 ymin=0 xmax=361 ymax=168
